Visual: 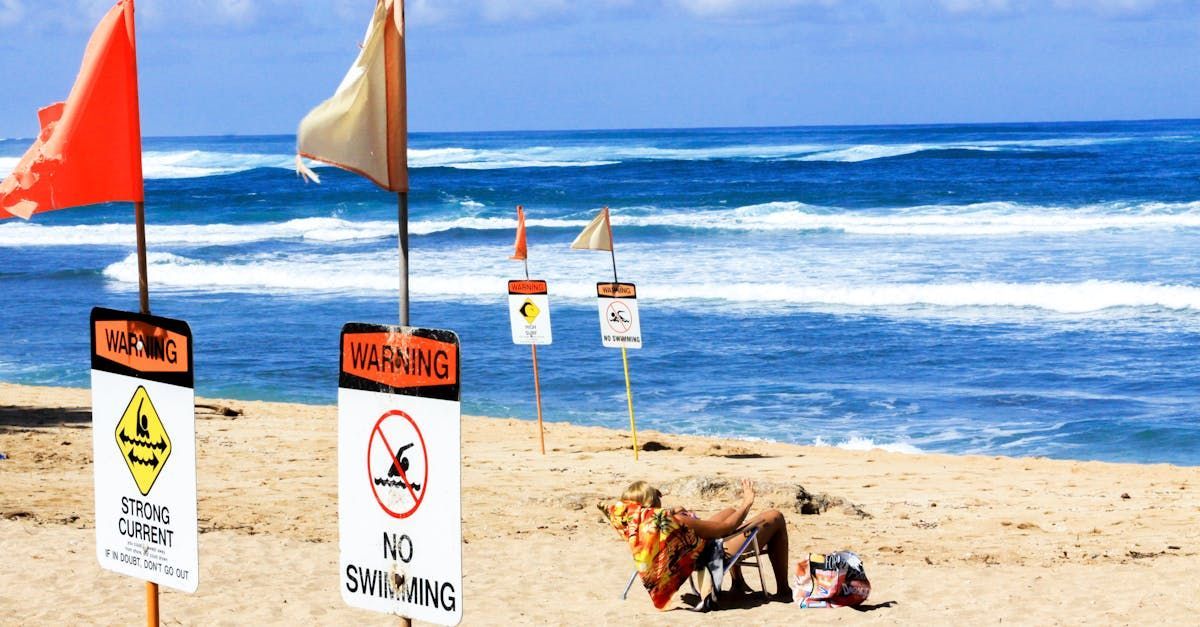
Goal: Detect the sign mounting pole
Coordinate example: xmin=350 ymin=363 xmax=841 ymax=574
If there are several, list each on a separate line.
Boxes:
xmin=398 ymin=191 xmax=409 ymax=327
xmin=603 ymin=207 xmax=638 ymax=461
xmin=393 ymin=7 xmax=413 ymax=627
xmin=523 ymin=257 xmax=546 ymax=454
xmin=134 ymin=201 xmax=150 ymax=316
xmin=131 ymin=0 xmax=157 ymax=613
xmin=135 ymin=202 xmax=158 ymax=626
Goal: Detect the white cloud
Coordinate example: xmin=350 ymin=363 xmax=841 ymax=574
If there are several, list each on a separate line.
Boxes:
xmin=938 ymin=0 xmax=1187 ymax=17
xmin=1052 ymin=0 xmax=1181 ymax=16
xmin=0 ymin=0 xmax=24 ymax=27
xmin=3 ymin=0 xmax=1189 ymax=33
xmin=939 ymin=0 xmax=1014 ymax=14
xmin=408 ymin=0 xmax=636 ymax=24
xmin=671 ymin=0 xmax=839 ymax=18
xmin=212 ymin=0 xmax=259 ymax=25
xmin=481 ymin=0 xmax=569 ymax=22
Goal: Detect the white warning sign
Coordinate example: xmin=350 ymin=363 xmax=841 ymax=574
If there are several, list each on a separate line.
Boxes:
xmin=596 ymin=282 xmax=642 ymax=349
xmin=338 ymin=323 xmax=462 ymax=625
xmin=508 ymin=279 xmax=552 ymax=345
xmin=90 ymin=307 xmax=198 ymax=593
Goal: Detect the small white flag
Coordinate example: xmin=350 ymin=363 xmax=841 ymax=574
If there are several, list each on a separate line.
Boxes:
xmin=570 ymin=207 xmax=613 ymax=251
xmin=296 ymin=0 xmax=407 ymax=192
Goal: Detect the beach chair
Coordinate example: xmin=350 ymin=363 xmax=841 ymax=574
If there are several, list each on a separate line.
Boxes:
xmin=621 ymin=524 xmax=768 ymax=611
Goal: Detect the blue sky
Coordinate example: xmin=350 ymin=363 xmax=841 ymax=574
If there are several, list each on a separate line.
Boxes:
xmin=0 ymin=0 xmax=1198 ymax=137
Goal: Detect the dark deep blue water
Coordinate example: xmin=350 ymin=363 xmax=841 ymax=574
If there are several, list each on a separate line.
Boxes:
xmin=2 ymin=120 xmax=1199 ymax=463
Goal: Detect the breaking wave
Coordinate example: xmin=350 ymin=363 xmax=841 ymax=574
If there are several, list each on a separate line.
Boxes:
xmin=0 ymin=156 xmax=20 ymax=177
xmin=681 ymin=201 xmax=1200 ymax=235
xmin=812 ymin=436 xmax=923 ymax=454
xmin=6 ymin=200 xmax=1199 ymax=247
xmin=0 ymin=135 xmax=1149 ymax=180
xmin=100 ymin=252 xmax=1200 ymax=314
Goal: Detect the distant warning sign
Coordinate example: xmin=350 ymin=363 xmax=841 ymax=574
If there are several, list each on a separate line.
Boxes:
xmin=508 ymin=279 xmax=552 ymax=345
xmin=339 ymin=323 xmax=462 ymax=625
xmin=90 ymin=307 xmax=198 ymax=593
xmin=597 ymin=282 xmax=642 ymax=349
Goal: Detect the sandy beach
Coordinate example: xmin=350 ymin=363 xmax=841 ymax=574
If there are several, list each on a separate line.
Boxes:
xmin=1 ymin=380 xmax=1198 ymax=625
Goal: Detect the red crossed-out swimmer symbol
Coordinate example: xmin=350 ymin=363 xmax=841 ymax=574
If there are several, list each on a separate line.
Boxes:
xmin=367 ymin=410 xmax=429 ymax=519
xmin=606 ymin=301 xmax=633 ymax=333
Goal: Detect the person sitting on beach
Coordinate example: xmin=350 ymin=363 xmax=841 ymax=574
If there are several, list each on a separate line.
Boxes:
xmin=599 ymin=479 xmax=791 ymax=609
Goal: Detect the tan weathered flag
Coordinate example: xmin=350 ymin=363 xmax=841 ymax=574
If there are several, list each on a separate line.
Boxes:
xmin=570 ymin=207 xmax=613 ymax=251
xmin=296 ymin=0 xmax=407 ymax=192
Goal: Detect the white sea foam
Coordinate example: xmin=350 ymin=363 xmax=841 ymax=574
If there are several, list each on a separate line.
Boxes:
xmin=0 ymin=216 xmax=591 ymax=247
xmin=796 ymin=144 xmax=994 ymax=162
xmin=4 ymin=135 xmax=1127 ymax=181
xmin=101 ymin=251 xmax=516 ymax=295
xmin=649 ymin=280 xmax=1200 ymax=313
xmin=6 ymin=200 xmax=1199 ymax=248
xmin=99 ymin=250 xmax=1200 ymax=314
xmin=812 ymin=436 xmax=923 ymax=454
xmin=0 ymin=217 xmax=396 ymax=247
xmin=683 ymin=201 xmax=1200 ymax=235
xmin=408 ymin=147 xmax=619 ymax=170
xmin=0 ymin=150 xmax=315 ymax=180
xmin=0 ymin=156 xmax=20 ymax=177
xmin=794 ymin=137 xmax=1128 ymax=163
xmin=142 ymin=150 xmax=298 ymax=179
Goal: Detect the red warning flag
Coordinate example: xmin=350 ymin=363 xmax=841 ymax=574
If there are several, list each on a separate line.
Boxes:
xmin=0 ymin=0 xmax=143 ymax=220
xmin=511 ymin=205 xmax=528 ymax=260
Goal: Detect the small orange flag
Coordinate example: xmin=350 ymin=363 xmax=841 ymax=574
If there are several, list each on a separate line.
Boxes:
xmin=511 ymin=205 xmax=528 ymax=260
xmin=0 ymin=0 xmax=143 ymax=220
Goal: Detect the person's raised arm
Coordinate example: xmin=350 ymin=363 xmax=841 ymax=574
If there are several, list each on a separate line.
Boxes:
xmin=674 ymin=479 xmax=756 ymax=539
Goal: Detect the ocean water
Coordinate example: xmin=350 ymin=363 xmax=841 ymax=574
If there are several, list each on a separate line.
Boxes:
xmin=1 ymin=120 xmax=1198 ymax=464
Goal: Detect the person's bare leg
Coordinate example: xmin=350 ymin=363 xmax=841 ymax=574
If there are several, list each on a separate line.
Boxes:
xmin=733 ymin=509 xmax=790 ymax=600
xmin=695 ymin=507 xmax=754 ymax=593
xmin=723 ymin=510 xmax=766 ymax=594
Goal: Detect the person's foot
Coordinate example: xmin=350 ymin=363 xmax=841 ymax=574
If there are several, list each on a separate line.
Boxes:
xmin=727 ymin=578 xmax=754 ymax=595
xmin=770 ymin=590 xmax=794 ymax=604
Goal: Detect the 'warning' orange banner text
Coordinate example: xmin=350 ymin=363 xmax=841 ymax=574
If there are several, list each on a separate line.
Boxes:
xmin=93 ymin=320 xmax=189 ymax=373
xmin=508 ymin=280 xmax=548 ymax=295
xmin=597 ymin=282 xmax=636 ymax=298
xmin=342 ymin=332 xmax=458 ymax=388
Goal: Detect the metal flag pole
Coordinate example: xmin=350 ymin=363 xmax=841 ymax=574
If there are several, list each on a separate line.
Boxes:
xmin=394 ymin=4 xmax=412 ymax=622
xmin=398 ymin=192 xmax=409 ymax=326
xmin=603 ymin=207 xmax=638 ymax=461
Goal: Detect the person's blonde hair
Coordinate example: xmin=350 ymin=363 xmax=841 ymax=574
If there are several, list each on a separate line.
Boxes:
xmin=621 ymin=480 xmax=662 ymax=507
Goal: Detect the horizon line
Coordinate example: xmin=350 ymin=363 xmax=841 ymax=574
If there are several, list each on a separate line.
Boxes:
xmin=3 ymin=116 xmax=1198 ymax=144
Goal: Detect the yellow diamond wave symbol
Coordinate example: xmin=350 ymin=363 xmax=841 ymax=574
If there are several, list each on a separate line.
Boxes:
xmin=114 ymin=386 xmax=172 ymax=496
xmin=519 ymin=298 xmax=540 ymax=325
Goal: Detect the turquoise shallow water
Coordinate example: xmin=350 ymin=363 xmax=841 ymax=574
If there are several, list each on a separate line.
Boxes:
xmin=1 ymin=120 xmax=1199 ymax=463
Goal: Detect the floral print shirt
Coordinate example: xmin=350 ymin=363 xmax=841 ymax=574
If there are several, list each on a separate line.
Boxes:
xmin=603 ymin=500 xmax=707 ymax=609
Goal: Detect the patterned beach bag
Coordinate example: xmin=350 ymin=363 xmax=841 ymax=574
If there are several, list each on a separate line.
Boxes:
xmin=794 ymin=551 xmax=871 ymax=608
